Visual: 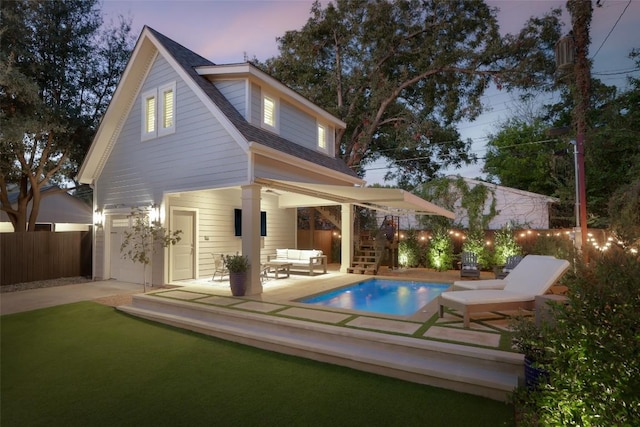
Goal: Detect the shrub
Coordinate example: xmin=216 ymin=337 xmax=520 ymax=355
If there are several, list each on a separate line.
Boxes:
xmin=427 ymin=228 xmax=454 ymax=271
xmin=513 ymin=248 xmax=640 ymax=426
xmin=493 ymin=226 xmax=522 ymax=265
xmin=528 ymin=233 xmax=574 ymax=259
xmin=462 ymin=230 xmax=491 ymax=269
xmin=398 ymin=229 xmax=423 ymax=267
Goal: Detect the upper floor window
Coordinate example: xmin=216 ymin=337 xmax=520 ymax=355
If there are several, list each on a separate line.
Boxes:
xmin=158 ymin=82 xmax=176 ymax=137
xmin=262 ymin=94 xmax=278 ymax=131
xmin=142 ymin=90 xmax=156 ymax=140
xmin=141 ymin=82 xmax=176 ymax=141
xmin=317 ymin=124 xmax=328 ymax=151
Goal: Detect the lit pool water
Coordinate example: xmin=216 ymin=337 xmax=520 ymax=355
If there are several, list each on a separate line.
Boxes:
xmin=298 ymin=279 xmax=450 ymax=316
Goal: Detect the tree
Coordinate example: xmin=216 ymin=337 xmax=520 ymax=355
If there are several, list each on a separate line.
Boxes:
xmin=584 ymin=70 xmax=640 ymax=227
xmin=483 ymin=74 xmax=639 ymax=228
xmin=0 ymin=0 xmax=134 ymax=231
xmin=260 ymin=0 xmax=562 ymax=187
xmin=483 ymin=118 xmax=565 ymax=195
xmin=120 ymin=208 xmax=182 ymax=292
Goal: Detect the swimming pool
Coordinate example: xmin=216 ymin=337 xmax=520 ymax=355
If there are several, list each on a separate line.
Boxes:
xmin=298 ymin=279 xmax=450 ymax=316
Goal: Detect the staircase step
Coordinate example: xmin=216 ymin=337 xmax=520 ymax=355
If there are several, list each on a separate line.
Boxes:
xmin=119 ymin=294 xmax=523 ymax=402
xmin=352 ymin=262 xmax=377 ymax=267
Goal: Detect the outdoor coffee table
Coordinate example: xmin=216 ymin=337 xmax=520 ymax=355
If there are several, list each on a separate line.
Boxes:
xmin=263 ymin=261 xmax=292 ymax=279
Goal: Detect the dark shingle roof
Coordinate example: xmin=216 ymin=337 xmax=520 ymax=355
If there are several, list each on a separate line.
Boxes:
xmin=146 ymin=27 xmax=358 ymax=179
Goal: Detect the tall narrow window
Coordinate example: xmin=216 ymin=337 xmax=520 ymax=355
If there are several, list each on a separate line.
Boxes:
xmin=262 ymin=95 xmax=276 ymax=129
xmin=158 ymin=82 xmax=176 ymax=137
xmin=317 ymin=124 xmax=327 ymax=150
xmin=142 ymin=89 xmax=157 ymax=141
xmin=163 ymin=89 xmax=174 ymax=128
xmin=146 ymin=96 xmax=156 ymax=133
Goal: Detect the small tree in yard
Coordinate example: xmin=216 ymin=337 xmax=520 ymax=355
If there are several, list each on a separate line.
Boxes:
xmin=120 ymin=207 xmax=182 ymax=292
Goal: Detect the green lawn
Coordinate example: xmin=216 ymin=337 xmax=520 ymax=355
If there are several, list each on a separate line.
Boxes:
xmin=1 ymin=302 xmax=514 ymax=426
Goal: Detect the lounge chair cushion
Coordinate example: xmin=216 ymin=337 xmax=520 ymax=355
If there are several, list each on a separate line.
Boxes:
xmin=453 ymin=255 xmax=566 ymax=292
xmin=502 ymin=255 xmax=570 ymax=295
xmin=442 ymin=290 xmax=536 ymax=305
xmin=454 ymin=279 xmax=506 ymax=291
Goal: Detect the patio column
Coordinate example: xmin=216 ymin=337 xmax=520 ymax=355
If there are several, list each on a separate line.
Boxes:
xmin=241 ymin=184 xmax=262 ymax=295
xmin=340 ymin=203 xmax=353 ymax=273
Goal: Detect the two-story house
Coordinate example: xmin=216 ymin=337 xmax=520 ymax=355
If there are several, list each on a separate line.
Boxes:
xmin=78 ymin=27 xmax=453 ymax=294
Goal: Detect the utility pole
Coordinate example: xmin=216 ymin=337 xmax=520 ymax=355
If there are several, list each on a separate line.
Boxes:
xmin=567 ymin=0 xmax=592 ymax=260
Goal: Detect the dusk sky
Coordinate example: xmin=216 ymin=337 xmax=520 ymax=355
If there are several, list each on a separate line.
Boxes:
xmin=102 ymin=0 xmax=640 ymax=183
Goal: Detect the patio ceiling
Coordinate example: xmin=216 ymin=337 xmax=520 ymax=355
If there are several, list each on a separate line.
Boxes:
xmin=256 ymin=179 xmax=455 ymax=219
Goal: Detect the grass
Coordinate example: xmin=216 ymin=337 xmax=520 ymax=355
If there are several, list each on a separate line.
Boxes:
xmin=1 ymin=302 xmax=515 ymax=426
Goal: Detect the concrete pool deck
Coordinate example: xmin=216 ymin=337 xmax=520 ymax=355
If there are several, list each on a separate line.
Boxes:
xmin=121 ymin=266 xmax=529 ymax=401
xmin=169 ymin=265 xmax=520 ymax=350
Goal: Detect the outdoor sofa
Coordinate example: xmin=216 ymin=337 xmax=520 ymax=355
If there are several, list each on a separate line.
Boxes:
xmin=267 ymin=249 xmax=327 ymax=276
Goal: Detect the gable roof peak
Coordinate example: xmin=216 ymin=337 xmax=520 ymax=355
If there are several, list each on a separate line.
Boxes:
xmin=143 ymin=26 xmax=216 ymax=68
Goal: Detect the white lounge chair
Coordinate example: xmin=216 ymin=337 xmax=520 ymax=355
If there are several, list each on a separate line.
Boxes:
xmin=453 ymin=255 xmax=558 ymax=291
xmin=439 ymin=255 xmax=570 ymax=327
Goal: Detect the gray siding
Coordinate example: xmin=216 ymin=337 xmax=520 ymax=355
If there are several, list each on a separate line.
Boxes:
xmin=214 ymin=80 xmax=247 ymax=119
xmin=167 ymin=189 xmax=295 ymax=279
xmin=250 ymin=83 xmax=261 ymax=126
xmin=249 ymin=84 xmax=335 ymax=155
xmin=280 ymin=99 xmax=317 ymax=149
xmin=97 ymin=54 xmax=249 ymax=209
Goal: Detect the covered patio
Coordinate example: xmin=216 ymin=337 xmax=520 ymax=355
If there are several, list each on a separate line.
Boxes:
xmin=160 ymin=179 xmax=455 ymax=296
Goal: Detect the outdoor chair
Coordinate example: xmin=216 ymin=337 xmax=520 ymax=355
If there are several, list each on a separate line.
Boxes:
xmin=495 ymin=255 xmax=524 ymax=279
xmin=440 ymin=255 xmax=571 ymax=327
xmin=459 ymin=251 xmax=481 ymax=279
xmin=212 ymin=253 xmax=228 ymax=281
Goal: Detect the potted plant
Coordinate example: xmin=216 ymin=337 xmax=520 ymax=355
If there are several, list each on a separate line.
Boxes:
xmin=510 ymin=315 xmax=549 ymax=389
xmin=223 ymin=253 xmax=250 ymax=296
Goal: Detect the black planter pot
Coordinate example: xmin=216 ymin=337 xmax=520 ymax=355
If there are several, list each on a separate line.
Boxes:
xmin=524 ymin=356 xmax=549 ymax=389
xmin=229 ymin=272 xmax=247 ymax=296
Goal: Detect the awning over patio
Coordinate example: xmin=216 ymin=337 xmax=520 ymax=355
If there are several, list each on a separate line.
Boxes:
xmin=255 ymin=179 xmax=455 ymax=219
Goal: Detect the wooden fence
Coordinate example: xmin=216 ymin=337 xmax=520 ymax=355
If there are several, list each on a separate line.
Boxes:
xmin=1 ymin=231 xmax=92 ymax=286
xmin=297 ymin=229 xmax=336 ymax=263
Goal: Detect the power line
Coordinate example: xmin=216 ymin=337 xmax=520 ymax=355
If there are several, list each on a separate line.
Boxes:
xmin=591 ymin=0 xmax=632 ymax=60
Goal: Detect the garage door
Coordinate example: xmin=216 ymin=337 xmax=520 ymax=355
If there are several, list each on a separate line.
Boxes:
xmin=110 ymin=215 xmax=145 ymax=284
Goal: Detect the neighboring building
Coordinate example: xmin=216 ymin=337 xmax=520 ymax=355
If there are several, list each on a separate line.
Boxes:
xmin=77 ymin=27 xmax=453 ymax=294
xmin=0 ymin=186 xmax=92 ymax=232
xmin=453 ymin=177 xmax=557 ymax=230
xmin=383 ymin=177 xmax=557 ymax=231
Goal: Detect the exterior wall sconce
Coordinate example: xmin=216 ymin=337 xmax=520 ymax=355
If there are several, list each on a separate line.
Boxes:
xmin=94 ymin=208 xmax=104 ymax=228
xmin=149 ymin=203 xmax=160 ymax=225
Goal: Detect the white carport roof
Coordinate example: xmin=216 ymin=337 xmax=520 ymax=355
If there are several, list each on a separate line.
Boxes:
xmin=256 ymin=179 xmax=455 ymax=219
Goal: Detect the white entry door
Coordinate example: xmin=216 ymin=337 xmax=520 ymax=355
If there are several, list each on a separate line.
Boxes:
xmin=110 ymin=215 xmax=144 ymax=284
xmin=171 ymin=209 xmax=195 ymax=281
